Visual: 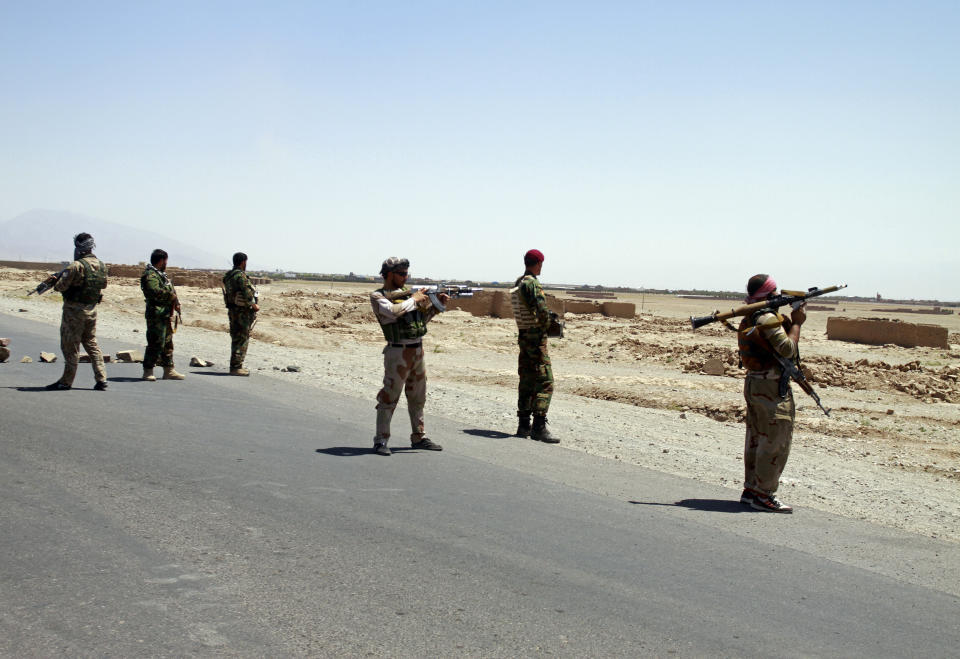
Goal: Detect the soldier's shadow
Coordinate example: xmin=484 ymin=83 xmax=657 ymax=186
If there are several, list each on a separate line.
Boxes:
xmin=108 ymin=377 xmax=143 ymax=382
xmin=630 ymin=499 xmax=754 ymax=514
xmin=315 ymin=447 xmax=416 ymax=457
xmin=462 ymin=429 xmax=513 ymax=439
xmin=191 ymin=371 xmax=234 ymax=377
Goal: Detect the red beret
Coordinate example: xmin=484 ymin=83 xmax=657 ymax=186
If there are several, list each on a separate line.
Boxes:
xmin=524 ymin=249 xmax=545 ymax=263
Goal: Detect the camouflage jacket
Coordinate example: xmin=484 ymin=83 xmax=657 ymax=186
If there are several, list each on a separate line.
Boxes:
xmin=223 ymin=269 xmax=256 ymax=308
xmin=514 ymin=273 xmax=551 ymax=330
xmin=141 ymin=264 xmax=177 ymax=318
xmin=738 ymin=310 xmax=797 ymax=376
xmin=55 ymin=255 xmax=107 ymax=307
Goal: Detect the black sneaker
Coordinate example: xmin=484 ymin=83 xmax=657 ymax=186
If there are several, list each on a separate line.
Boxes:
xmin=740 ymin=489 xmax=758 ymax=505
xmin=94 ymin=381 xmax=108 ymax=391
xmin=751 ymin=494 xmax=793 ymax=514
xmin=411 ymin=437 xmax=443 ymax=451
xmin=45 ymin=381 xmax=71 ymax=391
xmin=374 ymin=443 xmax=391 ymax=456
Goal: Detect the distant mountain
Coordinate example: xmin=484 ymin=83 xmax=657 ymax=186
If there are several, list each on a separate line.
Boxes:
xmin=0 ymin=209 xmax=221 ymax=268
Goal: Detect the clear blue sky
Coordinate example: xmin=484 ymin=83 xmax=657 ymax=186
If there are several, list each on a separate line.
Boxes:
xmin=1 ymin=1 xmax=957 ymax=299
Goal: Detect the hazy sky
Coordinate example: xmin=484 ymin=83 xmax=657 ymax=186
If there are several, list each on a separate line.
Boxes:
xmin=1 ymin=2 xmax=957 ymax=299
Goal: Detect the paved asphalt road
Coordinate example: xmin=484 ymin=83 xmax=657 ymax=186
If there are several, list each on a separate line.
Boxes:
xmin=1 ymin=312 xmax=958 ymax=657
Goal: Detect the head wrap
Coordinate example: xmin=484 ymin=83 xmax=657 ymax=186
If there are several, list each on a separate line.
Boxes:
xmin=73 ymin=234 xmax=96 ymax=260
xmin=380 ymin=256 xmax=410 ymax=277
xmin=745 ymin=276 xmax=777 ymax=303
xmin=524 ymin=249 xmax=545 ymax=264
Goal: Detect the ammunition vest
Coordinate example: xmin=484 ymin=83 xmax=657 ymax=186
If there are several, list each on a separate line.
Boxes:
xmin=62 ymin=257 xmax=106 ymax=305
xmin=738 ymin=311 xmax=787 ymax=372
xmin=141 ymin=266 xmax=174 ymax=317
xmin=377 ymin=288 xmax=427 ymax=342
xmin=511 ymin=275 xmax=540 ymax=330
xmin=222 ymin=269 xmax=249 ymax=308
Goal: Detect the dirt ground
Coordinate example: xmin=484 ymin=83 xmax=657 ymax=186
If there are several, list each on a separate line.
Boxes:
xmin=2 ymin=267 xmax=958 ymax=543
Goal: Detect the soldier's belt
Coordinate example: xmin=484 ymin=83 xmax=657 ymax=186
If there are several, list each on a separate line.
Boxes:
xmin=388 ymin=342 xmax=422 ymax=349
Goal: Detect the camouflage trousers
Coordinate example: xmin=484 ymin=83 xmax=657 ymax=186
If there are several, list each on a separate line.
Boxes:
xmin=59 ymin=303 xmax=106 ymax=386
xmin=517 ymin=329 xmax=553 ymax=416
xmin=228 ymin=308 xmax=255 ymax=369
xmin=743 ymin=376 xmax=795 ymax=495
xmin=375 ymin=344 xmax=427 ymax=444
xmin=143 ymin=314 xmax=174 ymax=369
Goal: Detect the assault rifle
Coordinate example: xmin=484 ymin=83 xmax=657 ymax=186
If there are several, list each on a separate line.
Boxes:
xmin=28 ymin=267 xmax=70 ymax=296
xmin=771 ymin=350 xmax=831 ymax=416
xmin=384 ymin=284 xmax=483 ymax=312
xmin=689 ymin=284 xmax=847 ymax=329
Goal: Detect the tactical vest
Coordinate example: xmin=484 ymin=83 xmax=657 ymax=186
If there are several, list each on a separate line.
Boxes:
xmin=222 ymin=269 xmax=248 ymax=308
xmin=141 ymin=267 xmax=174 ymax=316
xmin=738 ymin=311 xmax=787 ymax=371
xmin=510 ymin=275 xmax=539 ymax=330
xmin=377 ymin=288 xmax=428 ymax=342
xmin=62 ymin=257 xmax=107 ymax=305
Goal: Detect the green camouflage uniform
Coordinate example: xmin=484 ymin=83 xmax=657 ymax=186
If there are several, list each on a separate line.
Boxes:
xmin=140 ymin=264 xmax=177 ymax=370
xmin=514 ymin=273 xmax=553 ymax=416
xmin=53 ymin=255 xmax=107 ymax=386
xmin=739 ymin=311 xmax=797 ymax=495
xmin=223 ymin=268 xmax=257 ymax=369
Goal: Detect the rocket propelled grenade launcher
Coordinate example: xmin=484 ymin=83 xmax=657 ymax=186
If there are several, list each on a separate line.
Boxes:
xmin=689 ymin=284 xmax=847 ymax=330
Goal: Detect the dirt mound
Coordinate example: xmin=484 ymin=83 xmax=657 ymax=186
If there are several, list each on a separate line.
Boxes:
xmin=802 ymin=357 xmax=960 ymax=403
xmin=570 ymin=384 xmax=745 ymax=422
xmin=266 ymin=292 xmax=372 ymax=324
xmin=187 ymin=319 xmax=228 ymax=333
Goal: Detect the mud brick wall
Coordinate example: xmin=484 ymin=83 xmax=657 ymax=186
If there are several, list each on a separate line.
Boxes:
xmin=601 ymin=301 xmax=636 ymax=318
xmin=447 ymin=291 xmax=497 ymax=316
xmin=826 ymin=317 xmax=949 ymax=349
xmin=565 ymin=300 xmax=600 ymax=314
xmin=107 ymin=264 xmax=144 ymax=278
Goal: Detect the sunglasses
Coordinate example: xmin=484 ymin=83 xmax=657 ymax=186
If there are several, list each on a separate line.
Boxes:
xmin=395 ymin=271 xmax=409 ymax=277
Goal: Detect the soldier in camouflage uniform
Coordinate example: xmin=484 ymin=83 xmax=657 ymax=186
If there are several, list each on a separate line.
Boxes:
xmin=222 ymin=252 xmax=259 ymax=376
xmin=140 ymin=249 xmax=185 ymax=381
xmin=369 ymin=257 xmax=448 ymax=456
xmin=46 ymin=233 xmax=108 ymax=391
xmin=737 ymin=274 xmax=806 ymax=513
xmin=511 ymin=249 xmax=559 ymax=443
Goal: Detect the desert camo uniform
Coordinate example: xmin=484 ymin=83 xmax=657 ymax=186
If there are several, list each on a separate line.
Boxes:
xmin=222 ymin=268 xmax=257 ymax=371
xmin=512 ymin=273 xmax=554 ymax=420
xmin=52 ymin=255 xmax=108 ymax=387
xmin=370 ymin=286 xmax=440 ymax=448
xmin=141 ymin=264 xmax=177 ymax=372
xmin=738 ymin=310 xmax=797 ymax=497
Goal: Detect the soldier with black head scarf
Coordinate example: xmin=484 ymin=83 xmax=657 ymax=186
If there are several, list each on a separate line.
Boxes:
xmin=46 ymin=233 xmax=108 ymax=391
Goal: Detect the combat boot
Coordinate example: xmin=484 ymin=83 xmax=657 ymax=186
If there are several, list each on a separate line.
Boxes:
xmin=230 ymin=367 xmax=250 ymax=376
xmin=531 ymin=416 xmax=559 ymax=444
xmin=162 ymin=366 xmax=185 ymax=380
xmin=142 ymin=367 xmax=156 ymax=381
xmin=515 ymin=412 xmax=532 ymax=438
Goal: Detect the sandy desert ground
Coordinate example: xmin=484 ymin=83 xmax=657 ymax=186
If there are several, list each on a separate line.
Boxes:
xmin=2 ymin=267 xmax=958 ymax=543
